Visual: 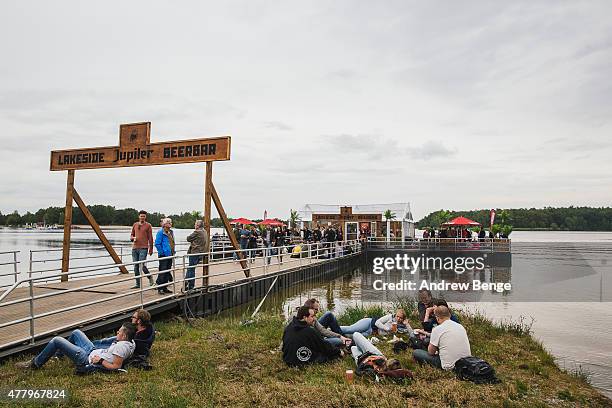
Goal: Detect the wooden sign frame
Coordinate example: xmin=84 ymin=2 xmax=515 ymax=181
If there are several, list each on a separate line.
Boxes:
xmin=52 ymin=122 xmax=249 ymax=282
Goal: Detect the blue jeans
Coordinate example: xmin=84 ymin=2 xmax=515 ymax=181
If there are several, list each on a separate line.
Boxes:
xmin=185 ymin=254 xmax=202 ymax=290
xmin=350 ymin=332 xmax=383 ymax=364
xmin=413 ymin=349 xmax=442 ymax=369
xmin=132 ymin=248 xmax=149 ymax=287
xmin=340 ymin=318 xmax=373 ymax=337
xmin=92 ymin=336 xmax=116 ymax=350
xmin=324 ymin=337 xmax=344 ymax=347
xmin=34 ymin=329 xmax=93 ymax=368
xmin=318 ymin=312 xmax=343 ymax=335
xmin=265 ymin=244 xmax=272 ymax=265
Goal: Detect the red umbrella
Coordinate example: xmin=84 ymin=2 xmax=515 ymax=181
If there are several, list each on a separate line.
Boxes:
xmin=258 ymin=219 xmax=285 ymax=226
xmin=442 ymin=216 xmax=481 ymax=226
xmin=230 ymin=217 xmax=255 ymax=225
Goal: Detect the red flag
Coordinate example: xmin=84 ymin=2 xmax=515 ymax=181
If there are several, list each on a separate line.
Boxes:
xmin=490 ymin=209 xmax=496 ymax=228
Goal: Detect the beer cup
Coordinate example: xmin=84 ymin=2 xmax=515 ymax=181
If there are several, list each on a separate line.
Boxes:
xmin=345 ymin=369 xmax=354 ymax=383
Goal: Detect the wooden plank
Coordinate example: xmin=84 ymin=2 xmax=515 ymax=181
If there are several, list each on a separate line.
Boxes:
xmin=72 ymin=188 xmax=129 ymax=274
xmin=61 ymin=170 xmax=75 ymax=282
xmin=210 ymin=182 xmax=250 ymax=277
xmin=202 ymin=162 xmax=213 ymax=286
xmin=50 ymin=122 xmax=231 ymax=171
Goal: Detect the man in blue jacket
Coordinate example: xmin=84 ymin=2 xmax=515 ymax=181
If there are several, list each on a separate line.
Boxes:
xmin=155 ymin=218 xmax=175 ymax=294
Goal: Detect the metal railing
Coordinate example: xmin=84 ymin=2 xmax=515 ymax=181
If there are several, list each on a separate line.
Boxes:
xmin=26 ymin=238 xmax=238 ymax=280
xmin=0 ymin=239 xmax=362 ymax=349
xmin=0 ymin=251 xmax=20 ymax=288
xmin=366 ymin=237 xmax=511 ymax=252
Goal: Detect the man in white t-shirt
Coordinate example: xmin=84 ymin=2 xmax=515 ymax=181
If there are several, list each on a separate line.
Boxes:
xmin=412 ymin=306 xmax=470 ymax=370
xmin=16 ymin=323 xmax=136 ymax=372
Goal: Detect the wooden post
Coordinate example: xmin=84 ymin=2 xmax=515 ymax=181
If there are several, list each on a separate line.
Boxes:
xmin=202 ymin=162 xmax=213 ymax=286
xmin=72 ymin=188 xmax=129 ymax=274
xmin=61 ymin=170 xmax=75 ymax=282
xmin=211 ymin=182 xmax=250 ymax=277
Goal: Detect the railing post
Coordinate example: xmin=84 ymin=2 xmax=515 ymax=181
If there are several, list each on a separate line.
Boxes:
xmin=140 ymin=262 xmax=145 ymax=307
xmin=172 ymin=257 xmax=177 ymax=294
xmin=13 ymin=251 xmax=18 ymax=283
xmin=29 ymin=250 xmax=33 ymax=279
xmin=28 ymin=279 xmax=35 ymax=344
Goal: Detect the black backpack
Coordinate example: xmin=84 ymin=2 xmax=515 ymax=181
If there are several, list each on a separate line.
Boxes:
xmin=453 ymin=356 xmax=500 ymax=384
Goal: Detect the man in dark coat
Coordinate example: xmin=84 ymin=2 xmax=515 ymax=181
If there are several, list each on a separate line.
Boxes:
xmin=282 ymin=306 xmax=343 ymax=366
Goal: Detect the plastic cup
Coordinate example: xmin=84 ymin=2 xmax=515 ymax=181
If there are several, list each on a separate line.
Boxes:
xmin=346 ymin=369 xmax=354 ymax=383
xmin=391 ymin=322 xmax=397 ymax=333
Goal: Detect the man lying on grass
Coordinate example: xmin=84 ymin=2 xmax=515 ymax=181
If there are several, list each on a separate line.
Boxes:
xmin=16 ymin=323 xmax=136 ymax=373
xmin=282 ymin=306 xmax=344 ymax=366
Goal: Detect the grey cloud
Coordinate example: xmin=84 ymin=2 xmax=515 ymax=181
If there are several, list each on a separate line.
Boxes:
xmin=262 ymin=121 xmax=293 ymax=131
xmin=326 ymin=134 xmax=455 ymax=161
xmin=406 ymin=141 xmax=455 ymax=160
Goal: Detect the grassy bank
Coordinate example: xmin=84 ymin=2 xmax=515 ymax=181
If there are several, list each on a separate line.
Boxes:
xmin=0 ymin=304 xmax=609 ymax=408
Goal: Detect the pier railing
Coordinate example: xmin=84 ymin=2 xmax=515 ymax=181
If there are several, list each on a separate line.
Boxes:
xmin=25 ymin=238 xmax=238 ymax=281
xmin=0 ymin=239 xmax=362 ymax=351
xmin=0 ymin=251 xmax=19 ymax=288
xmin=366 ymin=237 xmax=511 ymax=252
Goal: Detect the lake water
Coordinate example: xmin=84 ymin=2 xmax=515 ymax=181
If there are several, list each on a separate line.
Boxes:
xmin=0 ymin=229 xmax=611 ymax=398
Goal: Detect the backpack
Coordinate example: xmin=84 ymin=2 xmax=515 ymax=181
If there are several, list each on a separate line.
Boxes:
xmin=408 ymin=336 xmax=428 ymax=350
xmin=453 ymin=356 xmax=501 ymax=384
xmin=355 ymin=352 xmax=387 ymax=377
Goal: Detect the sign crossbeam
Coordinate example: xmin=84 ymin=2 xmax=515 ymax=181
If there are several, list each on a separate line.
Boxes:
xmin=51 ymin=122 xmax=246 ymax=282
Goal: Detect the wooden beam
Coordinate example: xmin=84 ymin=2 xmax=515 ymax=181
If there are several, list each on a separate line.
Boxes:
xmin=210 ymin=182 xmax=250 ymax=277
xmin=61 ymin=170 xmax=75 ymax=282
xmin=202 ymin=162 xmax=213 ymax=286
xmin=72 ymin=188 xmax=129 ymax=274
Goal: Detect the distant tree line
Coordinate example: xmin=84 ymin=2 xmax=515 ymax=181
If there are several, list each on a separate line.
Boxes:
xmin=0 ymin=206 xmax=227 ymax=229
xmin=417 ymin=207 xmax=612 ymax=231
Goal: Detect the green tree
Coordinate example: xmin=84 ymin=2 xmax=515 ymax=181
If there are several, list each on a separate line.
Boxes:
xmin=289 ymin=209 xmax=301 ymax=229
xmin=5 ymin=211 xmax=22 ymax=226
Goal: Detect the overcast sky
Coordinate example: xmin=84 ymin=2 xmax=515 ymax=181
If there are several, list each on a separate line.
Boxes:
xmin=1 ymin=1 xmax=611 ymax=220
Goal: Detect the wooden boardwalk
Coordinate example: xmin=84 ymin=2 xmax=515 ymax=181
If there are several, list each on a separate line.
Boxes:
xmin=0 ymin=254 xmax=325 ymax=351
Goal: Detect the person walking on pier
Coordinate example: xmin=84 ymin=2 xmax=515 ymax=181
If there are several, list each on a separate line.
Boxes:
xmin=130 ymin=210 xmax=154 ymax=289
xmin=155 ymin=218 xmax=175 ymax=294
xmin=185 ymin=219 xmax=209 ymax=291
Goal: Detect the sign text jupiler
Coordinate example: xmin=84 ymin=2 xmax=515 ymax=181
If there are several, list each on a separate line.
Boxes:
xmin=50 ymin=122 xmax=231 ymax=171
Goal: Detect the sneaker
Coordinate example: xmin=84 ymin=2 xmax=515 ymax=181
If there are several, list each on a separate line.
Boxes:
xmin=15 ymin=359 xmax=36 ymax=369
xmin=149 ymin=279 xmax=155 ymax=286
xmin=162 ymin=288 xmax=173 ymax=294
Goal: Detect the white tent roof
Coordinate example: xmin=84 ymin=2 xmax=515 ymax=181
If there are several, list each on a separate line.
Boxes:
xmin=298 ymin=203 xmax=413 ymax=222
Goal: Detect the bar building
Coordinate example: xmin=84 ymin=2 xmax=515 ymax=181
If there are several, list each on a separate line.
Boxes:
xmin=298 ymin=203 xmax=415 ymax=240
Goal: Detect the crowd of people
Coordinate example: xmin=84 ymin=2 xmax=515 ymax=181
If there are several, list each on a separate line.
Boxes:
xmin=128 ymin=210 xmax=354 ymax=295
xmin=282 ymin=289 xmax=472 ymax=379
xmin=128 ymin=211 xmax=210 ymax=294
xmin=15 ymin=290 xmax=472 ymax=383
xmin=422 ymin=227 xmax=508 ymax=240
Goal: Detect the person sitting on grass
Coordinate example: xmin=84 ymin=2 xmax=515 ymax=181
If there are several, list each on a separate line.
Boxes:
xmin=422 ymin=300 xmax=460 ymax=333
xmin=303 ymin=298 xmax=351 ymax=347
xmin=16 ymin=323 xmax=136 ymax=372
xmin=92 ymin=309 xmax=155 ymax=358
xmin=416 ymin=288 xmax=435 ymax=325
xmin=412 ymin=306 xmax=470 ymax=370
xmin=282 ymin=306 xmax=344 ymax=366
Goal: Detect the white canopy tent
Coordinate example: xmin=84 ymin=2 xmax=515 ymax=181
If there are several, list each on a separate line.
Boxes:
xmin=297 ymin=203 xmax=415 ymax=239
